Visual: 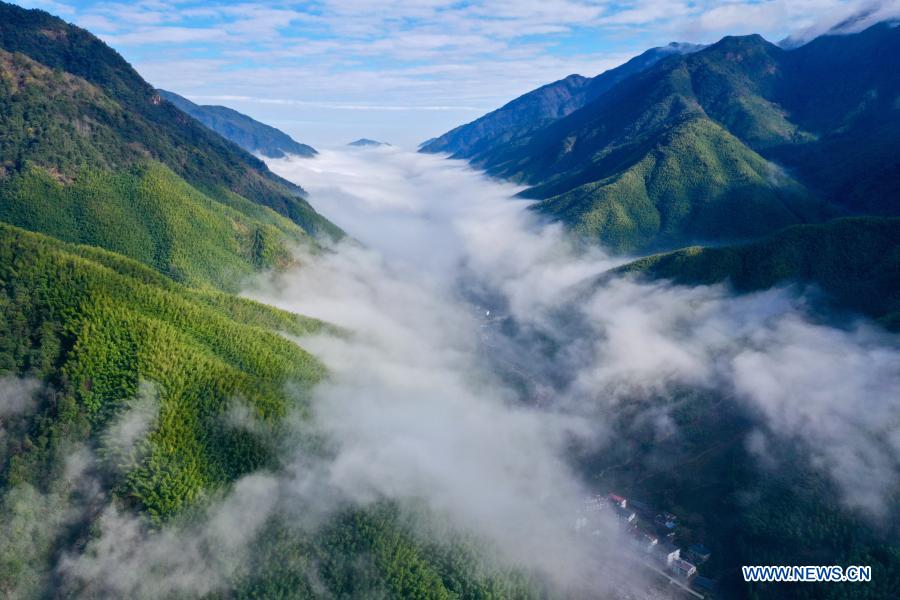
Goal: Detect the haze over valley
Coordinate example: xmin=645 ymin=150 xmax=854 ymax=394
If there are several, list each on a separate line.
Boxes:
xmin=1 ymin=1 xmax=899 ymax=599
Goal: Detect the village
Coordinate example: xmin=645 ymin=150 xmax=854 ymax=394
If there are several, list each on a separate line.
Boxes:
xmin=576 ymin=493 xmax=717 ymax=598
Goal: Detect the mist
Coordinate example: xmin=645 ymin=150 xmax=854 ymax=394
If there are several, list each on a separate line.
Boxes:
xmin=19 ymin=147 xmax=897 ymax=598
xmin=261 ymin=147 xmax=900 ymax=546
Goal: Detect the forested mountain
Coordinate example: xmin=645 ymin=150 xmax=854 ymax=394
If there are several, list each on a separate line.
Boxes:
xmin=0 ymin=1 xmax=341 ymax=276
xmin=0 ymin=3 xmax=536 ymax=597
xmin=618 ymin=217 xmax=900 ymax=329
xmin=419 ymin=42 xmax=702 ymax=160
xmin=424 ymin=24 xmax=900 ymax=252
xmin=0 ymin=224 xmax=538 ymax=598
xmin=158 ymin=89 xmax=318 ymax=159
xmin=2 ymin=0 xmax=898 ymax=597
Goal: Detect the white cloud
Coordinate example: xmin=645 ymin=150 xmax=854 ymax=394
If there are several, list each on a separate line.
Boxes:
xmin=0 ymin=377 xmax=40 ymax=419
xmin=264 ymin=148 xmax=900 ymax=524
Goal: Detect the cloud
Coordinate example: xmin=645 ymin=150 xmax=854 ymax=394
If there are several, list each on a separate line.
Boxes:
xmin=57 ymin=473 xmax=281 ymax=598
xmin=781 ymin=0 xmax=900 ymax=46
xmin=5 ymin=147 xmax=898 ymax=597
xmin=730 ymin=317 xmax=900 ymax=517
xmin=99 ymin=381 xmax=160 ymax=474
xmin=265 ymin=148 xmax=900 ymax=525
xmin=0 ymin=376 xmax=40 ymax=419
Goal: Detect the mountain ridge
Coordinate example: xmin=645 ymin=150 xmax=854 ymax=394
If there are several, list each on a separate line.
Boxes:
xmin=420 ymin=42 xmax=703 ymax=161
xmin=0 ymin=2 xmax=340 ymax=242
xmin=158 ymin=89 xmax=318 ymax=159
xmin=423 ymin=23 xmax=900 ymax=252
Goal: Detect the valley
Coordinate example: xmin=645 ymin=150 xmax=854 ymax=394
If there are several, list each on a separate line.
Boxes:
xmin=0 ymin=1 xmax=898 ymax=598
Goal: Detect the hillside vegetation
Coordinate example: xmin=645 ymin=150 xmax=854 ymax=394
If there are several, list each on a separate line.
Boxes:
xmin=0 ymin=4 xmax=341 ymax=271
xmin=0 ymin=158 xmax=311 ymax=291
xmin=0 ymin=224 xmax=538 ymax=598
xmin=0 ymin=223 xmax=326 ymax=517
xmin=618 ymin=217 xmax=900 ymax=328
xmin=530 ymin=116 xmax=831 ymax=252
xmin=425 ymin=24 xmax=900 ymax=252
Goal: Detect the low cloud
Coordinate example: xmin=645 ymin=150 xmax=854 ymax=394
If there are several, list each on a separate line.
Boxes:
xmin=0 ymin=376 xmax=40 ymax=419
xmin=267 ymin=148 xmax=900 ymax=526
xmin=782 ymin=0 xmax=900 ymax=46
xmin=57 ymin=473 xmax=280 ymax=598
xmin=5 ymin=146 xmax=897 ymax=597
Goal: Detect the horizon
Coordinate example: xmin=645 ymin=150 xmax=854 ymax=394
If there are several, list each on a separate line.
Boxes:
xmin=11 ymin=0 xmax=900 ymax=148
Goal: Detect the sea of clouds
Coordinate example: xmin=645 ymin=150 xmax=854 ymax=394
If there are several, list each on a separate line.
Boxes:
xmin=8 ymin=146 xmax=897 ymax=598
xmin=263 ymin=147 xmax=900 ymax=528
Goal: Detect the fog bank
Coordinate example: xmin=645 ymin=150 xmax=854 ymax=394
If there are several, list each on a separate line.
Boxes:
xmin=265 ymin=147 xmax=900 ymax=532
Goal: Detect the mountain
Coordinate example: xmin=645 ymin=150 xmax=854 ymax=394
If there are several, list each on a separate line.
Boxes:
xmin=158 ymin=89 xmax=318 ymax=158
xmin=0 ymin=1 xmax=341 ymax=290
xmin=348 ymin=138 xmax=390 ymax=147
xmin=764 ymin=23 xmax=900 ymax=216
xmin=425 ymin=24 xmax=900 ymax=252
xmin=0 ymin=4 xmax=541 ymax=597
xmin=0 ymin=224 xmax=538 ymax=598
xmin=618 ymin=217 xmax=900 ymax=329
xmin=419 ymin=42 xmax=703 ymax=161
xmin=0 ymin=223 xmax=326 ymax=515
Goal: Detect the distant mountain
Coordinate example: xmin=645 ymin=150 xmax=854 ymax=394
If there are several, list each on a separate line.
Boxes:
xmin=419 ymin=42 xmax=703 ymax=160
xmin=425 ymin=24 xmax=900 ymax=253
xmin=158 ymin=89 xmax=317 ymax=158
xmin=618 ymin=217 xmax=900 ymax=329
xmin=348 ymin=138 xmax=390 ymax=147
xmin=0 ymin=1 xmax=341 ymax=289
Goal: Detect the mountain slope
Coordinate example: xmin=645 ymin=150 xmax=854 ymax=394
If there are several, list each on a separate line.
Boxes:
xmin=158 ymin=89 xmax=317 ymax=159
xmin=430 ymin=24 xmax=900 ymax=252
xmin=0 ymin=48 xmax=310 ymax=290
xmin=618 ymin=217 xmax=900 ymax=328
xmin=420 ymin=42 xmax=702 ymax=161
xmin=0 ymin=2 xmax=340 ymax=244
xmin=766 ymin=22 xmax=900 ymax=216
xmin=0 ymin=225 xmax=540 ymax=598
xmin=530 ymin=115 xmax=830 ymax=252
xmin=448 ymin=35 xmax=831 ymax=252
xmin=0 ymin=223 xmax=326 ymax=518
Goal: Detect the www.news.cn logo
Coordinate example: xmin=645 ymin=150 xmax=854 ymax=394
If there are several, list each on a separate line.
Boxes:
xmin=742 ymin=565 xmax=872 ymax=583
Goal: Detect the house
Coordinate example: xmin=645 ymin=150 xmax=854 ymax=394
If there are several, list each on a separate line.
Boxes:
xmin=608 ymin=493 xmax=627 ymax=509
xmin=671 ymin=558 xmax=697 ymax=578
xmin=630 ymin=532 xmax=658 ymax=553
xmin=687 ymin=544 xmax=711 ymax=563
xmin=615 ymin=505 xmax=636 ymax=523
xmin=584 ymin=495 xmax=607 ymax=513
xmin=654 ymin=541 xmax=680 ymax=565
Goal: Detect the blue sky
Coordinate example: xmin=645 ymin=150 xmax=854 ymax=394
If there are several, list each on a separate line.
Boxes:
xmin=12 ymin=0 xmax=898 ymax=147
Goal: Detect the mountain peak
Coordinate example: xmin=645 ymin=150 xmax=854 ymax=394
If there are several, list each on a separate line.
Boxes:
xmin=709 ymin=33 xmax=775 ymax=52
xmin=349 ymin=138 xmax=390 ymax=147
